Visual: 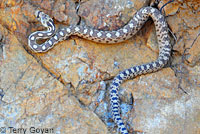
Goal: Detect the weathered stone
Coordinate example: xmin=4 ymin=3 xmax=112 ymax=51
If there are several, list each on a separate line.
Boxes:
xmin=52 ymin=0 xmax=79 ymax=24
xmin=158 ymin=0 xmax=180 ymax=15
xmin=0 ymin=0 xmax=199 ymax=134
xmin=122 ymin=68 xmax=179 ymax=99
xmin=0 ymin=23 xmax=108 ymax=133
xmin=78 ymin=0 xmax=150 ymax=30
xmin=165 ymin=0 xmax=200 ymax=65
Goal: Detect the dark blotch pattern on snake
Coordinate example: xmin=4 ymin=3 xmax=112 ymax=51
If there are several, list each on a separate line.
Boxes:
xmin=28 ymin=7 xmax=171 ymax=134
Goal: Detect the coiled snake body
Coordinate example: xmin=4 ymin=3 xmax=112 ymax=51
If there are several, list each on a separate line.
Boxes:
xmin=28 ymin=7 xmax=171 ymax=134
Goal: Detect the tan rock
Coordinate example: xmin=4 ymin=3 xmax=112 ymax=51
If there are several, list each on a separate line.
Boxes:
xmin=158 ymin=0 xmax=180 ymax=15
xmin=0 ymin=0 xmax=199 ymax=134
xmin=165 ymin=0 xmax=200 ymax=65
xmin=123 ymin=68 xmax=179 ymax=99
xmin=78 ymin=0 xmax=150 ymax=30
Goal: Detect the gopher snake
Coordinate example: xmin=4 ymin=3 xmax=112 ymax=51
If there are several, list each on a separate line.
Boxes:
xmin=28 ymin=7 xmax=171 ymax=134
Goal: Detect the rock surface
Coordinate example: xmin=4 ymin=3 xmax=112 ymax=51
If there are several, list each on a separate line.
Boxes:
xmin=0 ymin=0 xmax=199 ymax=134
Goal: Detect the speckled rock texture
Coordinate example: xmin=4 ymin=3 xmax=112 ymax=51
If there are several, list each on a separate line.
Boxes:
xmin=0 ymin=0 xmax=199 ymax=134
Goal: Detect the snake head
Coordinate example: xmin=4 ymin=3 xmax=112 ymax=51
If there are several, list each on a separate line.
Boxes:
xmin=35 ymin=10 xmax=53 ymax=28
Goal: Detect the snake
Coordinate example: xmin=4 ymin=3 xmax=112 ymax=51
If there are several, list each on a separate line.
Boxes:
xmin=28 ymin=6 xmax=171 ymax=134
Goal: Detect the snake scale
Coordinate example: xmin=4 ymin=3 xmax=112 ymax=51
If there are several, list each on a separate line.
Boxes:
xmin=28 ymin=6 xmax=171 ymax=134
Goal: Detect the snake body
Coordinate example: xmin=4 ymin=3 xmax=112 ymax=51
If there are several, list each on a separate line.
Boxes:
xmin=28 ymin=7 xmax=171 ymax=134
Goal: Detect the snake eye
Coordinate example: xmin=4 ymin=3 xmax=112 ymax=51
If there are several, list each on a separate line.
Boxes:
xmin=46 ymin=22 xmax=51 ymax=27
xmin=35 ymin=10 xmax=42 ymax=18
xmin=47 ymin=19 xmax=54 ymax=27
xmin=37 ymin=11 xmax=41 ymax=18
